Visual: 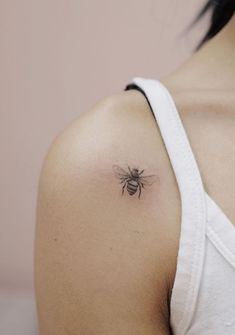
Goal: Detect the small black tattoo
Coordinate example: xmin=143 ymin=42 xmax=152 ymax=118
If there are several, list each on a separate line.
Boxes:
xmin=112 ymin=165 xmax=159 ymax=199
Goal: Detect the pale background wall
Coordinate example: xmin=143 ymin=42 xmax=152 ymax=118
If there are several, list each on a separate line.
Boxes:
xmin=0 ymin=0 xmax=207 ymax=333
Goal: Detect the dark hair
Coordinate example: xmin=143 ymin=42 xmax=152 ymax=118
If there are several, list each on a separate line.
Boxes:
xmin=193 ymin=0 xmax=235 ymax=50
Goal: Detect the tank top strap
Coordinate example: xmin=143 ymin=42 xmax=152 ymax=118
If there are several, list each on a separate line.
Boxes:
xmin=124 ymin=77 xmax=207 ymax=333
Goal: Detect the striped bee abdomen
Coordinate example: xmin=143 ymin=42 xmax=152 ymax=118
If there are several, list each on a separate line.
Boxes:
xmin=127 ymin=180 xmax=138 ymax=195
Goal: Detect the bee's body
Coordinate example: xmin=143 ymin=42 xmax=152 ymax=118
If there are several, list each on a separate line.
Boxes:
xmin=126 ymin=179 xmax=139 ymax=196
xmin=112 ymin=165 xmax=159 ymax=199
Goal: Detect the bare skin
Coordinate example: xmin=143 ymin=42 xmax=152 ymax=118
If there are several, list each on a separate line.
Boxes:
xmin=35 ymin=15 xmax=235 ymax=335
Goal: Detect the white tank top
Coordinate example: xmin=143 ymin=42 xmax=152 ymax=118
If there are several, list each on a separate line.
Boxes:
xmin=124 ymin=77 xmax=235 ymax=335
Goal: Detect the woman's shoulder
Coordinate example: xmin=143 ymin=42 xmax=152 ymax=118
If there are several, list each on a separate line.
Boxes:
xmin=38 ymin=88 xmax=181 ymax=259
xmin=35 ymin=90 xmax=181 ymax=334
xmin=39 ymin=89 xmax=181 ymax=230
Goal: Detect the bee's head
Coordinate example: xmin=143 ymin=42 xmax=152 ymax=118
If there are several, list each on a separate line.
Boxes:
xmin=131 ymin=168 xmax=139 ymax=177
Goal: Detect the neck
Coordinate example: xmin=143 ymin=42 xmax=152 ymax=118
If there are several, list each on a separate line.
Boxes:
xmin=164 ymin=14 xmax=235 ymax=92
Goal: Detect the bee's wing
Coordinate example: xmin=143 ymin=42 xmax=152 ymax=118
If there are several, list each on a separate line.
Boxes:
xmin=112 ymin=164 xmax=129 ymax=179
xmin=139 ymin=174 xmax=160 ymax=187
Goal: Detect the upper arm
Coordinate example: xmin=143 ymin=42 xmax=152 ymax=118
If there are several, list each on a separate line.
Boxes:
xmin=35 ymin=93 xmax=179 ymax=335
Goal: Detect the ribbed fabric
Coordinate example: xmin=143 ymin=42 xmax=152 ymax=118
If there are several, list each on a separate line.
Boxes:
xmin=124 ymin=77 xmax=235 ymax=334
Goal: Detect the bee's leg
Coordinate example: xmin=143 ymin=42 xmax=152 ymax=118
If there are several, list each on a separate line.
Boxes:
xmin=141 ymin=182 xmax=145 ymax=188
xmin=128 ymin=166 xmax=131 ymax=173
xmin=138 ymin=185 xmax=142 ymax=199
xmin=122 ymin=181 xmax=127 ymax=195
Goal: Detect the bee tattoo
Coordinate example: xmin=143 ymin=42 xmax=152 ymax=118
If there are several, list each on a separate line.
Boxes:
xmin=112 ymin=165 xmax=159 ymax=199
